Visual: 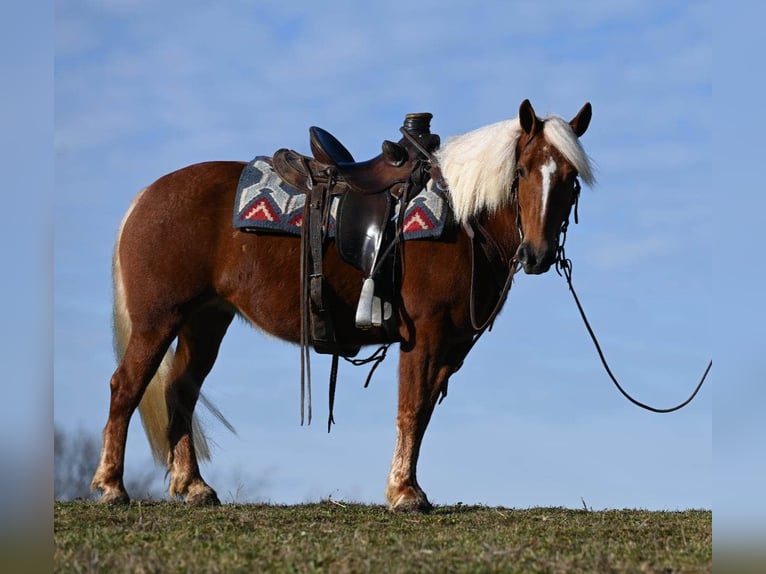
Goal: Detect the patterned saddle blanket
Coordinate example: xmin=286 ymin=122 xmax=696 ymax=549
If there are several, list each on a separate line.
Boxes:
xmin=232 ymin=156 xmax=449 ymax=239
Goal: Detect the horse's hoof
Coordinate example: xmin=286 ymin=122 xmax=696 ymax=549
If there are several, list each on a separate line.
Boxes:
xmin=387 ymin=490 xmax=433 ymax=513
xmin=186 ymin=486 xmax=221 ymax=507
xmin=97 ymin=489 xmax=130 ymax=505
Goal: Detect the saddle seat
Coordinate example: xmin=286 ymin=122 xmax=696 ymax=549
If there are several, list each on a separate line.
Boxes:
xmin=271 ymin=142 xmax=397 ymax=280
xmin=272 ymin=137 xmax=413 ymax=196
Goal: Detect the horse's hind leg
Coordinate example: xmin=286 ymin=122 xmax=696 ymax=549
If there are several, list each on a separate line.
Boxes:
xmin=92 ymin=326 xmax=178 ymax=504
xmin=166 ymin=304 xmax=235 ymax=505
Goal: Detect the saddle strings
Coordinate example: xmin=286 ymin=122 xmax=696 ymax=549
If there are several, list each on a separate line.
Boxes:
xmin=299 ymin=156 xmax=313 ymax=425
xmin=299 ymin=155 xmax=340 ymax=426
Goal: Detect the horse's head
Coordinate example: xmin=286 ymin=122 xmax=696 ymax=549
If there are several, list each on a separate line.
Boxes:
xmin=513 ymin=99 xmax=593 ymax=274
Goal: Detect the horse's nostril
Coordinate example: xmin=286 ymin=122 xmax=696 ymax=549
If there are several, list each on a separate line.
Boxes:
xmin=515 ymin=243 xmax=536 ymax=267
xmin=515 ymin=243 xmax=526 ymax=262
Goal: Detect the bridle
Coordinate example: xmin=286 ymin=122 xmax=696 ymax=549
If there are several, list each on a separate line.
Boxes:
xmin=510 ymin=135 xmax=583 ymax=258
xmin=462 ymin=166 xmax=579 ymax=338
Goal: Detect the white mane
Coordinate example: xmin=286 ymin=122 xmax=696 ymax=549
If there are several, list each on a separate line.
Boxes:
xmin=434 ymin=115 xmax=595 ymax=224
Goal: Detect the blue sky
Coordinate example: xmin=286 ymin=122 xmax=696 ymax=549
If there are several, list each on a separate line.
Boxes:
xmin=52 ymin=1 xmax=714 ymax=512
xmin=710 ymin=5 xmax=766 ymax=545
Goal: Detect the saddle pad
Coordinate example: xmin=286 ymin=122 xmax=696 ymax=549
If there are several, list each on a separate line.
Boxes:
xmin=233 ymin=156 xmax=449 ymax=240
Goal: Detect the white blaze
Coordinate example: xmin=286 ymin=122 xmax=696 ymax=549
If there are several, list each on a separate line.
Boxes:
xmin=540 ymin=157 xmax=557 ymax=224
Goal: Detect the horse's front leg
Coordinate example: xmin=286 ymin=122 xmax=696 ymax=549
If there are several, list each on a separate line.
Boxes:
xmin=386 ymin=329 xmax=453 ymax=512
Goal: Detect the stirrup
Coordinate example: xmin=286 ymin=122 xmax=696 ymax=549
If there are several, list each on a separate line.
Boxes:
xmin=355 ymin=277 xmax=392 ymax=329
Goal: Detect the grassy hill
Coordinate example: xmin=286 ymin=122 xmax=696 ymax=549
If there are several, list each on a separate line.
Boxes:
xmin=54 ymin=501 xmax=711 ymax=573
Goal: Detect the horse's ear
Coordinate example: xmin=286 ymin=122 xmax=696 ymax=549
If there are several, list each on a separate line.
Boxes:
xmin=519 ymin=99 xmax=538 ymax=135
xmin=570 ymin=102 xmax=592 ymax=137
xmin=382 ymin=140 xmax=408 ymax=166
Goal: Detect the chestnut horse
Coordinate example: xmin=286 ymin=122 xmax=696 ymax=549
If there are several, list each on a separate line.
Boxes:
xmin=92 ymin=99 xmax=595 ymax=511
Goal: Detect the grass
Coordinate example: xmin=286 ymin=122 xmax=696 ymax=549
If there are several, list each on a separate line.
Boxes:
xmin=54 ymin=500 xmax=711 ymax=573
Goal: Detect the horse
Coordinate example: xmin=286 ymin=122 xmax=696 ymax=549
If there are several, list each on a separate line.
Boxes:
xmin=91 ymin=99 xmax=595 ymax=512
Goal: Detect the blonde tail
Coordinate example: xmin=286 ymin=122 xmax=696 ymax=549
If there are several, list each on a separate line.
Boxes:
xmin=112 ymin=196 xmax=212 ymax=466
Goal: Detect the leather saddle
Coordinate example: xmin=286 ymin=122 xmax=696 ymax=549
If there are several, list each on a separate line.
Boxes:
xmin=272 ymin=115 xmax=439 ymax=270
xmin=271 ymin=114 xmax=439 ymax=351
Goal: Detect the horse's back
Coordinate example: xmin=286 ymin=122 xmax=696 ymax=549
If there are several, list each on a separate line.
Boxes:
xmin=125 ymin=160 xmax=245 ymax=236
xmin=145 ymin=160 xmax=246 ymax=203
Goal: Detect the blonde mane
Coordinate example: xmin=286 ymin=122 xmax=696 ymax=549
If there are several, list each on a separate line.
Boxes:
xmin=434 ymin=115 xmax=595 ymax=224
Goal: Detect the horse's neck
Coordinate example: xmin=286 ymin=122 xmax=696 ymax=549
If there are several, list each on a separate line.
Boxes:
xmin=480 ymin=208 xmax=520 ymax=262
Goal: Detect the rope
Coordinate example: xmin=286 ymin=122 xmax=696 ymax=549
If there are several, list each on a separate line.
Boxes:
xmin=555 ymin=240 xmax=711 ymax=413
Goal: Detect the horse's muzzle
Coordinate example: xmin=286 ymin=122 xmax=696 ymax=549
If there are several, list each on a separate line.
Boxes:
xmin=515 ymin=242 xmax=556 ymax=275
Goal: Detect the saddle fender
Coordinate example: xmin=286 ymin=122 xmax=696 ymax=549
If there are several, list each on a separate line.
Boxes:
xmin=335 ymin=189 xmax=393 ymax=275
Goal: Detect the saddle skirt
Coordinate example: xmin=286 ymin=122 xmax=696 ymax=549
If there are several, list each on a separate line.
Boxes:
xmin=232 ymin=156 xmax=449 ymax=240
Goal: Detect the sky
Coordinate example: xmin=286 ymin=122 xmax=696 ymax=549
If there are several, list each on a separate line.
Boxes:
xmin=709 ymin=5 xmax=766 ymax=546
xmin=50 ymin=0 xmax=717 ymax=514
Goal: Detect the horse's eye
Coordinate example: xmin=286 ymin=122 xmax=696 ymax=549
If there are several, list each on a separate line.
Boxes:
xmin=516 ymin=166 xmax=527 ymax=179
xmin=569 ymin=172 xmax=579 ymax=184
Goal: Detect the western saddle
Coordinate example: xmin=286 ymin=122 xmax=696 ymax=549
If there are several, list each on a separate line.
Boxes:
xmin=270 ymin=113 xmax=440 ymax=427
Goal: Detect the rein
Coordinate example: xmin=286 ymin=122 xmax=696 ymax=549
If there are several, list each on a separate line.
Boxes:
xmin=554 ymin=235 xmax=711 ymax=413
xmin=464 ymin=171 xmax=524 ymax=335
xmin=463 ymin=221 xmax=519 ymax=332
xmin=553 ymin=183 xmax=711 ymax=413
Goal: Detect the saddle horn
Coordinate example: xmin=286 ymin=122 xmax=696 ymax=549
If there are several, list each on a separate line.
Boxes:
xmin=403 ymin=112 xmax=433 ymax=135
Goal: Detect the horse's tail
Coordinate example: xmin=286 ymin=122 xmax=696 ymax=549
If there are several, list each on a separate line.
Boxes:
xmin=112 ymin=193 xmax=212 ymax=465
